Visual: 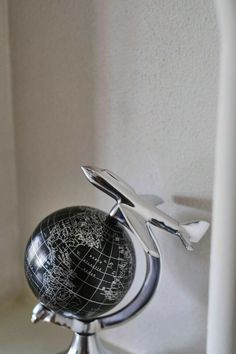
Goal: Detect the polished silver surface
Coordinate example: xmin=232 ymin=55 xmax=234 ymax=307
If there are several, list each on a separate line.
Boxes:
xmin=30 ymin=165 xmax=208 ymax=354
xmin=59 ymin=334 xmax=132 ymax=354
xmin=60 ymin=334 xmax=112 ymax=354
xmin=81 ymin=166 xmax=210 ymax=252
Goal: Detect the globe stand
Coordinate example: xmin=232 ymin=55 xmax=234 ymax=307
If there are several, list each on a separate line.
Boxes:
xmin=32 ymin=254 xmax=160 ymax=354
xmin=59 ymin=333 xmax=132 ymax=354
xmin=61 ymin=333 xmax=111 ymax=354
xmin=27 ymin=165 xmax=209 ymax=354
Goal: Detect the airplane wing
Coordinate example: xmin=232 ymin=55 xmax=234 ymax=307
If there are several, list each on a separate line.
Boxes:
xmin=118 ymin=204 xmax=160 ymax=258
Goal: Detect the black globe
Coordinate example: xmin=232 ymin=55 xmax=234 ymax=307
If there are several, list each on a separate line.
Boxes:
xmin=24 ymin=206 xmax=136 ymax=321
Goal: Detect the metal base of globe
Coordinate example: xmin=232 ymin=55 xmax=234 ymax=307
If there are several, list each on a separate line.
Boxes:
xmin=59 ymin=333 xmax=129 ymax=354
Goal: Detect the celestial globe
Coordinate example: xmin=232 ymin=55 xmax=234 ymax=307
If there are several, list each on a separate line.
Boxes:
xmin=24 ymin=206 xmax=136 ymax=321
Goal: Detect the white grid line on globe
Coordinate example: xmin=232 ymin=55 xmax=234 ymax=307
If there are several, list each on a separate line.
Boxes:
xmin=37 ymin=214 xmax=104 ymax=298
xmin=72 ymin=237 xmax=110 ymax=296
xmin=66 ymin=232 xmax=133 ymax=285
xmin=31 ymin=222 xmax=131 ymax=291
xmin=33 ymin=213 xmax=133 ymax=304
xmin=38 ymin=209 xmax=124 ymax=246
xmin=88 ymin=233 xmax=122 ymax=317
xmin=35 ymin=209 xmax=126 ymax=305
xmin=77 ymin=233 xmax=115 ymax=313
xmin=27 ymin=208 xmax=135 ymax=316
xmin=33 ymin=210 xmax=129 ymax=268
xmin=28 ymin=235 xmax=113 ymax=307
xmin=36 ymin=211 xmax=133 ymax=283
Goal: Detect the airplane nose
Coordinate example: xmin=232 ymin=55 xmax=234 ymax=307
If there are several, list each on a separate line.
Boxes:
xmin=81 ymin=165 xmax=102 ymax=181
xmin=81 ymin=166 xmax=93 ymax=179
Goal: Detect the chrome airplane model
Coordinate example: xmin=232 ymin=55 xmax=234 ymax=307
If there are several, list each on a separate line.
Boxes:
xmin=81 ymin=166 xmax=210 ymax=258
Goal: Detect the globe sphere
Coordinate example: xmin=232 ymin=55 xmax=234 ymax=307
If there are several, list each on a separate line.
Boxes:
xmin=24 ymin=206 xmax=136 ymax=321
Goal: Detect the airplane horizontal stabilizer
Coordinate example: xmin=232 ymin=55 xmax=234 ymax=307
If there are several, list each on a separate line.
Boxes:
xmin=178 ymin=221 xmax=210 ymax=251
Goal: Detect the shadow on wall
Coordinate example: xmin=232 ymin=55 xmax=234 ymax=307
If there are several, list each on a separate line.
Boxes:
xmin=8 ymin=0 xmax=100 ymax=246
xmin=7 ymin=0 xmax=107 ymax=304
xmin=173 ymin=195 xmax=212 ymax=212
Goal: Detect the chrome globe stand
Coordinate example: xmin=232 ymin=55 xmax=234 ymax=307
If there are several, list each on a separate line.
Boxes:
xmin=62 ymin=334 xmax=112 ymax=354
xmin=29 ymin=166 xmax=209 ymax=354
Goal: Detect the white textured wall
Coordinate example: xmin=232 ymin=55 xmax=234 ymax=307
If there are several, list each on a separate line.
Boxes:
xmin=8 ymin=0 xmax=97 ymax=245
xmin=0 ymin=0 xmax=19 ymax=302
xmin=8 ymin=1 xmax=218 ymax=353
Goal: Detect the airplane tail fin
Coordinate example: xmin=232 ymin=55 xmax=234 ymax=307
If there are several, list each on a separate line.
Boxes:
xmin=178 ymin=221 xmax=210 ymax=251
